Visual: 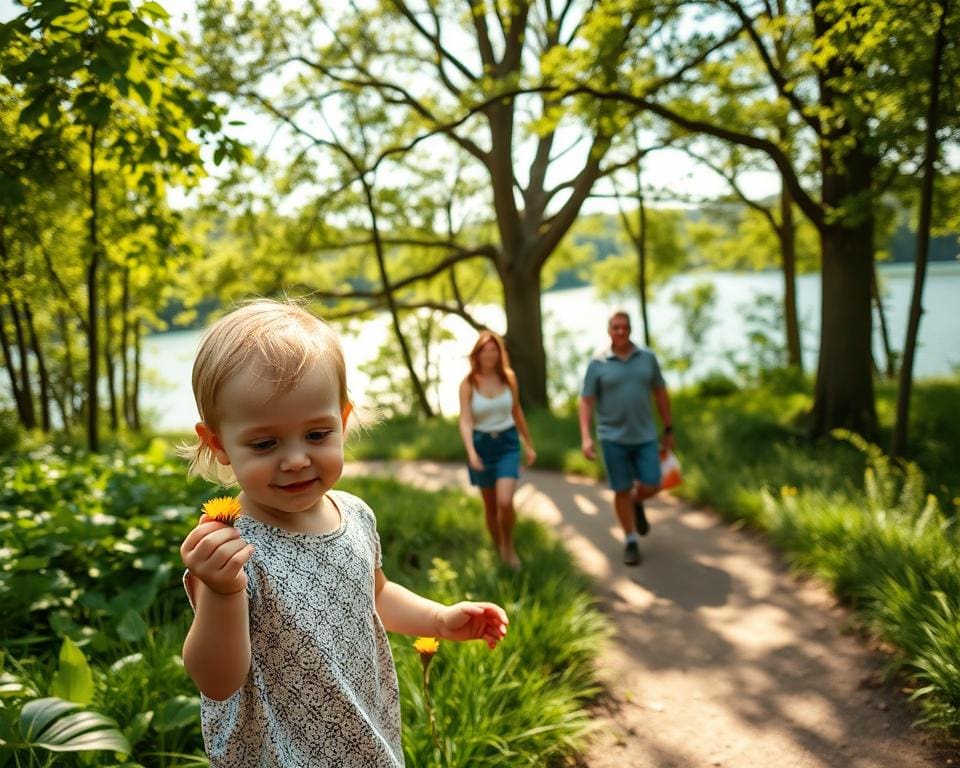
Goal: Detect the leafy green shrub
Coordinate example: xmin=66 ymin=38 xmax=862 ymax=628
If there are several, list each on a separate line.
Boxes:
xmin=759 ymin=434 xmax=960 ymax=733
xmin=0 ymin=410 xmax=20 ymax=458
xmin=695 ymin=371 xmax=740 ymax=398
xmin=1 ymin=444 xmax=608 ymax=766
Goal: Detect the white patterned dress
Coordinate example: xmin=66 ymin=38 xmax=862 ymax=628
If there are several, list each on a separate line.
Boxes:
xmin=185 ymin=490 xmax=403 ymax=767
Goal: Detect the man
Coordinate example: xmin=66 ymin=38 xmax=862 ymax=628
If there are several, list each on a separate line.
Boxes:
xmin=579 ymin=310 xmax=674 ymax=566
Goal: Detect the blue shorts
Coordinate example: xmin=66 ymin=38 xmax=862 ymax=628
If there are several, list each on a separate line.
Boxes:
xmin=468 ymin=427 xmax=521 ymax=488
xmin=600 ymin=439 xmax=661 ymax=492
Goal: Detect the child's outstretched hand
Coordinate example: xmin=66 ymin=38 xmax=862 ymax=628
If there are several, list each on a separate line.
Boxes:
xmin=437 ymin=602 xmax=509 ymax=649
xmin=180 ymin=514 xmax=254 ymax=597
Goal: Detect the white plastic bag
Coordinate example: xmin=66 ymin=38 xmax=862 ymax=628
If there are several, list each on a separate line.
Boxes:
xmin=660 ymin=449 xmax=682 ymax=490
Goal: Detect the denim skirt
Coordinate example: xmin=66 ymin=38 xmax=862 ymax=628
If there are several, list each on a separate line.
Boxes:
xmin=468 ymin=427 xmax=520 ymax=488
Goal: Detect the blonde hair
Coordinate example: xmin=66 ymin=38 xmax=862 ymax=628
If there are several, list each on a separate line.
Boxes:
xmin=180 ymin=299 xmax=350 ymax=484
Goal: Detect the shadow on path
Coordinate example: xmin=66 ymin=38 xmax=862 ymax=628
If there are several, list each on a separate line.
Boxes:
xmin=347 ymin=460 xmax=952 ymax=768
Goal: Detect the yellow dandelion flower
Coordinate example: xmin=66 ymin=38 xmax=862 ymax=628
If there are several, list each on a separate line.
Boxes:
xmin=413 ymin=637 xmax=440 ymax=656
xmin=202 ymin=496 xmax=242 ymax=525
xmin=780 ymin=485 xmax=798 ymax=498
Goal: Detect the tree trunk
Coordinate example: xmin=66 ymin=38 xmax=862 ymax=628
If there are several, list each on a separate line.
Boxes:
xmin=0 ymin=305 xmax=33 ymax=428
xmin=121 ymin=260 xmax=133 ymax=428
xmin=131 ymin=318 xmax=142 ymax=431
xmin=871 ymin=266 xmax=896 ymax=378
xmin=809 ymin=2 xmax=877 ymax=439
xmin=810 ymin=219 xmax=877 ymax=438
xmin=24 ymin=304 xmax=51 ymax=432
xmin=86 ymin=125 xmax=101 ymax=452
xmin=774 ymin=6 xmax=801 ymax=371
xmin=779 ymin=184 xmax=802 ymax=370
xmin=58 ymin=309 xmax=76 ymax=427
xmin=501 ymin=265 xmax=547 ymax=410
xmin=890 ymin=0 xmax=948 ymax=458
xmin=361 ymin=174 xmax=434 ymax=418
xmin=635 ymin=182 xmax=651 ymax=348
xmin=8 ymin=299 xmax=37 ymax=429
xmin=103 ymin=263 xmax=118 ymax=432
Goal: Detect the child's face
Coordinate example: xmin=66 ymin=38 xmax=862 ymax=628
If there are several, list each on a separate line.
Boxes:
xmin=203 ymin=362 xmax=346 ymax=522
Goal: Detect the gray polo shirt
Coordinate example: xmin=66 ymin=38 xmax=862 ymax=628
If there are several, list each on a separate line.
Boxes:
xmin=581 ymin=345 xmax=665 ymax=444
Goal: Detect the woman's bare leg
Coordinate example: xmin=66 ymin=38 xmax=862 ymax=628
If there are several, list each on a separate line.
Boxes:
xmin=495 ymin=477 xmax=520 ymax=569
xmin=479 ymin=486 xmax=501 ymax=553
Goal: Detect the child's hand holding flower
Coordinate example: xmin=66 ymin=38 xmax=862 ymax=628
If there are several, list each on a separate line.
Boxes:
xmin=180 ymin=496 xmax=254 ymax=596
xmin=435 ymin=602 xmax=509 ymax=649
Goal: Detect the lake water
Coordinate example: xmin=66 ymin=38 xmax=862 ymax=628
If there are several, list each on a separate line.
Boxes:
xmin=142 ymin=263 xmax=960 ymax=431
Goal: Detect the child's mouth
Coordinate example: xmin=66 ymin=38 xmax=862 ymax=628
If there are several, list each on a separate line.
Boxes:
xmin=276 ymin=479 xmax=317 ymax=493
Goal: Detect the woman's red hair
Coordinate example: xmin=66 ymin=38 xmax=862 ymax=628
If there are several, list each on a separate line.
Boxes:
xmin=468 ymin=330 xmax=515 ymax=387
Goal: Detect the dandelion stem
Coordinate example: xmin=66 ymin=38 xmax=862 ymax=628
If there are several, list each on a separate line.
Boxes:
xmin=421 ymin=664 xmax=444 ymax=762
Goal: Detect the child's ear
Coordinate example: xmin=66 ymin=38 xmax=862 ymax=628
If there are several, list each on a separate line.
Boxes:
xmin=341 ymin=402 xmax=353 ymax=431
xmin=196 ymin=422 xmax=230 ymax=466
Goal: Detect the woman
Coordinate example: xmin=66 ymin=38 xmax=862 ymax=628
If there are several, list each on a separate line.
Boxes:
xmin=458 ymin=330 xmax=536 ymax=569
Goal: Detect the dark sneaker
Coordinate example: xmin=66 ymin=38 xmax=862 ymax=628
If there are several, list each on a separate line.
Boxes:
xmin=633 ymin=500 xmax=650 ymax=536
xmin=623 ymin=539 xmax=641 ymax=566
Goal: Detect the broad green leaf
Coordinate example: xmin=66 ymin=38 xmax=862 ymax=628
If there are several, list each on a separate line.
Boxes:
xmin=152 ymin=695 xmax=200 ymax=732
xmin=49 ymin=638 xmax=94 ymax=704
xmin=20 ymin=698 xmax=79 ymax=741
xmin=115 ymin=609 xmax=147 ymax=643
xmin=18 ymin=700 xmax=131 ymax=754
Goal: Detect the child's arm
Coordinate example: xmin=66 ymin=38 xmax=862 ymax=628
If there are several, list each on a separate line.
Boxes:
xmin=180 ymin=518 xmax=254 ymax=700
xmin=374 ymin=570 xmax=508 ymax=649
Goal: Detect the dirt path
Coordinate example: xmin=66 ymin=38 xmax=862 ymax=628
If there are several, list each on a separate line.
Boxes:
xmin=345 ymin=461 xmax=954 ymax=768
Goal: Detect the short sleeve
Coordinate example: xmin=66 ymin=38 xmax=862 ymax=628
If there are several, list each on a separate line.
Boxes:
xmin=581 ymin=359 xmax=600 ymax=398
xmin=649 ymin=352 xmax=665 ymax=390
xmin=333 ymin=491 xmax=382 ymax=569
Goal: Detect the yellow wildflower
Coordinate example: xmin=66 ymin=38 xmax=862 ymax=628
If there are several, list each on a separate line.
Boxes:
xmin=413 ymin=637 xmax=440 ymax=656
xmin=413 ymin=637 xmax=443 ymax=753
xmin=202 ymin=496 xmax=242 ymax=525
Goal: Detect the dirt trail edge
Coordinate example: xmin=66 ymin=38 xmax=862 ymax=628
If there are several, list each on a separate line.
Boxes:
xmin=345 ymin=460 xmax=953 ymax=768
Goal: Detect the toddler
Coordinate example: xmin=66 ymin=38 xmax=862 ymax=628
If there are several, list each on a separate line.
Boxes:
xmin=179 ymin=300 xmax=508 ymax=766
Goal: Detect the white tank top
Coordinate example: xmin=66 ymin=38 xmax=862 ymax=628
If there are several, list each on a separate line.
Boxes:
xmin=471 ymin=386 xmax=515 ymax=433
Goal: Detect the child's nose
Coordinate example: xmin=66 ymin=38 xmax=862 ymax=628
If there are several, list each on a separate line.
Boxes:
xmin=280 ymin=447 xmax=310 ymax=471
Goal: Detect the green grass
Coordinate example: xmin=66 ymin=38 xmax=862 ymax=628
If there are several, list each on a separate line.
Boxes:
xmin=350 ymin=476 xmax=608 ymax=766
xmin=0 ymin=442 xmax=608 ymax=766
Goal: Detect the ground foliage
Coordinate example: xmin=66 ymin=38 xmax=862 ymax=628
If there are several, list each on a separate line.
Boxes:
xmin=0 ymin=442 xmax=607 ymax=766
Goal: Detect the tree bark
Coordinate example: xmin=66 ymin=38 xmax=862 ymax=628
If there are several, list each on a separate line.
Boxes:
xmin=0 ymin=305 xmax=33 ymax=428
xmin=24 ymin=304 xmax=50 ymax=432
xmin=7 ymin=298 xmax=36 ymax=429
xmin=810 ymin=215 xmax=877 ymax=438
xmin=132 ymin=317 xmax=142 ymax=431
xmin=103 ymin=262 xmax=118 ymax=432
xmin=500 ymin=264 xmax=546 ymax=411
xmin=361 ymin=174 xmax=434 ymax=418
xmin=809 ymin=0 xmax=878 ymax=439
xmin=58 ymin=309 xmax=76 ymax=427
xmin=779 ymin=182 xmax=802 ymax=370
xmin=890 ymin=0 xmax=948 ymax=458
xmin=86 ymin=124 xmax=101 ymax=452
xmin=871 ymin=266 xmax=896 ymax=378
xmin=122 ymin=259 xmax=133 ymax=428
